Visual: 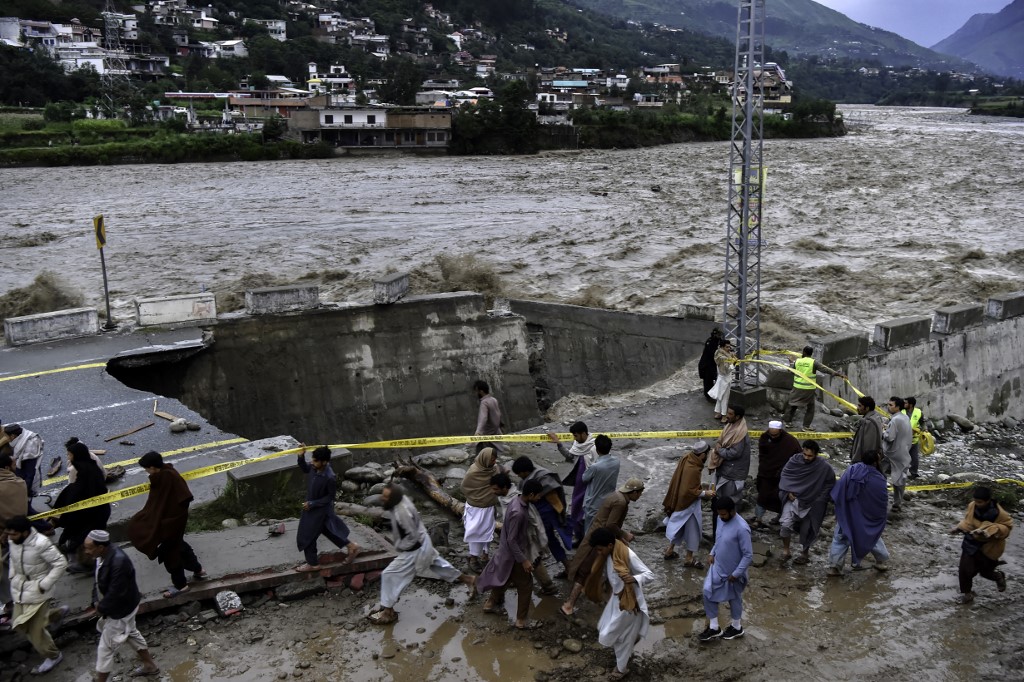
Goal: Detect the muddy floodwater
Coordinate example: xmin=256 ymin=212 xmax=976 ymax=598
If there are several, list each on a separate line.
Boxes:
xmin=3 ymin=106 xmax=1024 ymax=343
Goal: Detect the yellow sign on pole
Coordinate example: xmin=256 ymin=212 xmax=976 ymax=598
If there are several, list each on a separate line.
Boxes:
xmin=93 ymin=214 xmax=106 ymax=250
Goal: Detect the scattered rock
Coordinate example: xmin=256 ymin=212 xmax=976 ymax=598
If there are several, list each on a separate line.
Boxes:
xmin=169 ymin=419 xmax=188 ymax=433
xmin=344 ymin=467 xmax=384 ymax=484
xmin=948 ymin=414 xmax=975 ymax=432
xmin=362 ymin=494 xmax=384 ymax=507
xmin=340 ymin=480 xmax=361 ymax=493
xmin=221 ymin=518 xmax=240 ymax=529
xmin=561 ymin=639 xmax=583 ymax=653
xmin=276 ymin=582 xmax=324 ymax=602
xmin=368 ymin=482 xmax=386 ymax=495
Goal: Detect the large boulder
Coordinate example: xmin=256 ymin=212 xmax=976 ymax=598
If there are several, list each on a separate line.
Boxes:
xmin=344 ymin=467 xmax=384 ymax=484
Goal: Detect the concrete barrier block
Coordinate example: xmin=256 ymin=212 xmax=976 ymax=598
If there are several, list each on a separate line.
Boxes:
xmin=873 ymin=315 xmax=932 ymax=349
xmin=373 ymin=272 xmax=409 ymax=305
xmin=986 ymin=291 xmax=1024 ymax=320
xmin=932 ymin=304 xmax=985 ymax=334
xmin=812 ymin=331 xmax=869 ymax=366
xmin=677 ymin=303 xmax=717 ymax=321
xmin=245 ymin=285 xmax=319 ymax=315
xmin=135 ymin=293 xmax=216 ymax=327
xmin=3 ymin=307 xmax=98 ymax=346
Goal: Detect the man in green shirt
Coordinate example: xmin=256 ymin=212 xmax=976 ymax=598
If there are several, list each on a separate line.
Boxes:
xmin=783 ymin=346 xmax=845 ymax=431
xmin=903 ymin=396 xmax=923 ymax=479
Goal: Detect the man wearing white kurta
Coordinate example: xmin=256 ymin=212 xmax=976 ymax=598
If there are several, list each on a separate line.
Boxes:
xmin=700 ymin=497 xmax=753 ymax=642
xmin=591 ymin=528 xmax=655 ymax=680
xmin=370 ymin=484 xmax=476 ymax=625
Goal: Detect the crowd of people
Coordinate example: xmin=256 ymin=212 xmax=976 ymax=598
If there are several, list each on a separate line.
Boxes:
xmin=0 ymin=363 xmax=1016 ymax=679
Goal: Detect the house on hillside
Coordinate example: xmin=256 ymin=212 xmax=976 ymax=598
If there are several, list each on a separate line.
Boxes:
xmin=290 ymin=96 xmax=451 ymax=149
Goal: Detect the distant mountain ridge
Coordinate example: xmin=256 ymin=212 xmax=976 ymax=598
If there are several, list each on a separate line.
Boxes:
xmin=931 ymin=0 xmax=1024 ymax=79
xmin=570 ymin=0 xmax=976 ymax=71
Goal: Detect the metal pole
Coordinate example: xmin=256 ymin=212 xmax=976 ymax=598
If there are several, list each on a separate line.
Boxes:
xmin=99 ymin=247 xmax=116 ymax=330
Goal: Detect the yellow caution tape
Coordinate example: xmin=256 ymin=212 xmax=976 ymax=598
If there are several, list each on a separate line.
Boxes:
xmin=0 ymin=362 xmax=108 ymax=383
xmin=40 ymin=437 xmax=250 ymax=488
xmin=905 ymin=478 xmax=1024 ymax=493
xmin=31 ymin=445 xmax=305 ymax=520
xmin=29 ymin=429 xmax=854 ymax=521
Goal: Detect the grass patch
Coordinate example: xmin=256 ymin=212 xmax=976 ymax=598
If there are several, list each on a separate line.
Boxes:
xmin=187 ymin=478 xmax=303 ymax=532
xmin=0 ymin=271 xmax=83 ymax=321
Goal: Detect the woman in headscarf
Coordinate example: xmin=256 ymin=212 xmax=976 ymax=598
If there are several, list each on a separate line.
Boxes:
xmin=52 ymin=441 xmax=111 ymax=573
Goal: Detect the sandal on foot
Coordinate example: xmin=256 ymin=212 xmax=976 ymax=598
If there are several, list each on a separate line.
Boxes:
xmin=162 ymin=585 xmax=189 ymax=599
xmin=538 ymin=584 xmax=559 ymax=596
xmin=514 ymin=620 xmax=544 ymax=631
xmin=191 ymin=570 xmax=208 ymax=582
xmin=609 ymin=668 xmax=630 ymax=681
xmin=342 ymin=544 xmax=362 ymax=566
xmin=683 ymin=559 xmax=705 ymax=569
xmin=663 ymin=551 xmax=680 ymax=561
xmin=482 ymin=602 xmax=501 ymax=614
xmin=368 ymin=610 xmax=397 ymax=625
xmin=130 ymin=665 xmax=160 ymax=677
xmin=793 ymin=555 xmax=810 ymax=565
xmin=559 ymin=605 xmax=576 ymax=618
xmin=294 ymin=563 xmax=321 ymax=573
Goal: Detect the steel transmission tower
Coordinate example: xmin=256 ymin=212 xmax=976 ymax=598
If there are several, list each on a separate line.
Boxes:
xmin=722 ymin=0 xmax=765 ymax=391
xmin=101 ymin=0 xmax=135 ymax=119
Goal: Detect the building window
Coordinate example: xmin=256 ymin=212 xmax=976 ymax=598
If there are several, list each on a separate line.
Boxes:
xmin=367 ymin=115 xmax=376 ymax=124
xmin=324 ymin=114 xmax=333 ymax=124
xmin=403 ymin=131 xmax=415 ymax=143
xmin=344 ymin=114 xmax=353 ymax=124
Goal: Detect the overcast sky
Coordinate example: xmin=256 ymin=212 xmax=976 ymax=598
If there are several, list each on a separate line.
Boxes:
xmin=814 ymin=0 xmax=1011 ymax=47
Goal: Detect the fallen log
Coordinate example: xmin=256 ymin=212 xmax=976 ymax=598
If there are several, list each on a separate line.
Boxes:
xmin=392 ymin=456 xmax=466 ymax=517
xmin=334 ymin=502 xmax=389 ymax=521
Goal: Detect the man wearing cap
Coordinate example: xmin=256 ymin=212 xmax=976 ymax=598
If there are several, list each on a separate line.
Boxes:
xmin=4 ymin=515 xmax=69 ymax=675
xmin=83 ymin=529 xmax=160 ymax=679
xmin=662 ymin=441 xmax=713 ymax=567
xmin=949 ymin=486 xmax=1013 ymax=604
xmin=560 ymin=477 xmax=645 ymax=617
xmin=782 ymin=346 xmax=845 ymax=431
xmin=753 ymin=421 xmax=801 ymax=529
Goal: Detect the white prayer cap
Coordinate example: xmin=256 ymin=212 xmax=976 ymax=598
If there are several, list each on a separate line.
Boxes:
xmin=87 ymin=529 xmax=110 ymax=543
xmin=691 ymin=440 xmax=710 ymax=454
xmin=768 ymin=421 xmax=783 ymax=430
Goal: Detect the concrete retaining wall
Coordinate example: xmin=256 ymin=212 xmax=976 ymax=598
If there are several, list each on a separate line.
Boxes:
xmin=508 ymin=299 xmax=714 ymax=410
xmin=135 ymin=293 xmax=216 ymax=327
xmin=110 ymin=293 xmax=714 ymax=447
xmin=3 ymin=307 xmax=98 ymax=346
xmin=811 ymin=293 xmax=1024 ymax=421
xmin=112 ymin=293 xmax=538 ymax=445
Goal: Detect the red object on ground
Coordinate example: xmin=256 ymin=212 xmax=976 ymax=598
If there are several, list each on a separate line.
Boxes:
xmin=348 ymin=573 xmax=365 ymax=591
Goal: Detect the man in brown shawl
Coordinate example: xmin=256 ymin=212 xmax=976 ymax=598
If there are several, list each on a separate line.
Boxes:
xmin=753 ymin=421 xmax=801 ymax=529
xmin=949 ymin=485 xmax=1013 ymax=604
xmin=708 ymin=405 xmax=751 ymax=543
xmin=127 ymin=451 xmax=206 ymax=598
xmin=778 ymin=440 xmax=836 ymax=564
xmin=559 ymin=477 xmax=644 ymax=616
xmin=460 ymin=444 xmax=504 ymax=572
xmin=662 ymin=441 xmax=713 ymax=566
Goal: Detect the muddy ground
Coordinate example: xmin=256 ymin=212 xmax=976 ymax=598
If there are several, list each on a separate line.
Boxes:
xmin=3 ymin=374 xmax=1022 ymax=682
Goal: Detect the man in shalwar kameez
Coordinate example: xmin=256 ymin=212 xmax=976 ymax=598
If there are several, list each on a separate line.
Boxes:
xmin=882 ymin=397 xmax=912 ymax=513
xmin=477 ymin=479 xmax=544 ymax=628
xmin=585 ymin=528 xmax=655 ymax=680
xmin=460 ymin=444 xmax=504 ymax=572
xmin=827 ymin=450 xmax=890 ymax=575
xmin=700 ymin=497 xmax=752 ymax=642
xmin=778 ymin=440 xmax=836 ymax=565
xmin=294 ymin=446 xmax=360 ymax=572
xmin=549 ymin=422 xmax=596 ymax=545
xmin=662 ymin=440 xmax=712 ymax=567
xmin=369 ymin=484 xmax=476 ymax=625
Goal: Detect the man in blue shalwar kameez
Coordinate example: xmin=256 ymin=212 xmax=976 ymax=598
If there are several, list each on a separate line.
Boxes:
xmin=294 ymin=446 xmax=360 ymax=572
xmin=700 ymin=497 xmax=752 ymax=642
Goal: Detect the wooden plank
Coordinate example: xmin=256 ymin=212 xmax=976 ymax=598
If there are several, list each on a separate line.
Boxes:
xmin=104 ymin=421 xmax=155 ymax=442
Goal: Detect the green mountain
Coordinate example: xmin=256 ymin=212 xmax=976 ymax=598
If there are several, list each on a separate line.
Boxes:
xmin=569 ymin=0 xmax=976 ymax=70
xmin=931 ymin=0 xmax=1024 ymax=79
